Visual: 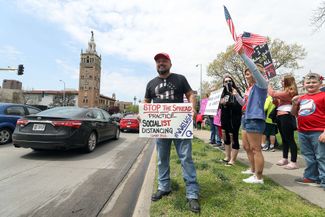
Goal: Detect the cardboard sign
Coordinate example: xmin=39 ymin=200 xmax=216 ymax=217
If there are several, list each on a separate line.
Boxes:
xmin=139 ymin=103 xmax=193 ymax=139
xmin=199 ymin=98 xmax=208 ymax=114
xmin=252 ymin=44 xmax=276 ymax=79
xmin=203 ymin=88 xmax=223 ymax=115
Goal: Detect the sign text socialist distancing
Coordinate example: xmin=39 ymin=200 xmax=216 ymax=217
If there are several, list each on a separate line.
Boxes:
xmin=139 ymin=103 xmax=193 ymax=139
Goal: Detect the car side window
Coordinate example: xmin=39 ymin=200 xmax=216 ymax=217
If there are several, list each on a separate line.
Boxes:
xmin=92 ymin=110 xmax=104 ymax=120
xmin=6 ymin=106 xmax=25 ymax=116
xmin=101 ymin=110 xmax=111 ymax=121
xmin=27 ymin=107 xmax=40 ymax=115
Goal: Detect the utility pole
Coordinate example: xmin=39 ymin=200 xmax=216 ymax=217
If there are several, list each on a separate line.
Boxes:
xmin=196 ymin=64 xmax=203 ymax=100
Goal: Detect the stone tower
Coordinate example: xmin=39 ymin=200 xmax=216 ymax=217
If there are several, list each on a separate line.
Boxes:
xmin=78 ymin=31 xmax=101 ymax=108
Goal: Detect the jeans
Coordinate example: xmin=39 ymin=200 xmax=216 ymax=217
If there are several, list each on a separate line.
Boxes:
xmin=299 ymin=131 xmax=325 ymax=188
xmin=156 ymin=138 xmax=199 ymax=199
xmin=215 ymin=125 xmax=222 ymax=145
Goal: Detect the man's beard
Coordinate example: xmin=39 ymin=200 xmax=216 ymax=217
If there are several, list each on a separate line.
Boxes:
xmin=157 ymin=69 xmax=169 ymax=75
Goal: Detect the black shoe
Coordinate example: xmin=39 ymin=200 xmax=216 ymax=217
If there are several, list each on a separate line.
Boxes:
xmin=188 ymin=199 xmax=200 ymax=213
xmin=151 ymin=190 xmax=171 ymax=201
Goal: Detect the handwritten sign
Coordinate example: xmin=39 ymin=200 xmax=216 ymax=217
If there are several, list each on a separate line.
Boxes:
xmin=139 ymin=103 xmax=193 ymax=139
xmin=204 ymin=88 xmax=223 ymax=115
xmin=252 ymin=43 xmax=276 ymax=79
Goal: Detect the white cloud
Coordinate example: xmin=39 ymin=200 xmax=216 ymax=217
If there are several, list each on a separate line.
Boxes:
xmin=101 ymin=70 xmax=148 ymax=102
xmin=55 ymin=58 xmax=79 ymax=80
xmin=0 ymin=45 xmax=23 ymax=64
xmin=15 ymin=0 xmax=325 ymax=98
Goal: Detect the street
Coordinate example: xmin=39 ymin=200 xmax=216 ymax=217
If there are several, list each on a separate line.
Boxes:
xmin=0 ymin=133 xmax=153 ymax=217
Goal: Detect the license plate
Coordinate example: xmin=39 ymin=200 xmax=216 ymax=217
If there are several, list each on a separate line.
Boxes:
xmin=33 ymin=124 xmax=45 ymax=131
xmin=128 ymin=122 xmax=131 ymax=124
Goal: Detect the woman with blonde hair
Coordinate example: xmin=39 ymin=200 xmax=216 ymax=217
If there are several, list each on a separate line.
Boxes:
xmin=268 ymin=75 xmax=299 ymax=169
xmin=233 ymin=49 xmax=268 ymax=184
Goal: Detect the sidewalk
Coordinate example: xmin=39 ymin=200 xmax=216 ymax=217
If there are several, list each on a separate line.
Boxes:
xmin=193 ymin=129 xmax=325 ymax=209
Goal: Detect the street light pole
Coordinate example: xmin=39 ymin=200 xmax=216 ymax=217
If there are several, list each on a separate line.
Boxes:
xmin=59 ymin=80 xmax=66 ymax=106
xmin=196 ymin=64 xmax=203 ymax=100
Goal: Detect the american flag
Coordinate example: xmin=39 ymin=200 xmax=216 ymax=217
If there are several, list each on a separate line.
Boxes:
xmin=224 ymin=6 xmax=267 ymax=57
xmin=224 ymin=6 xmax=237 ymax=41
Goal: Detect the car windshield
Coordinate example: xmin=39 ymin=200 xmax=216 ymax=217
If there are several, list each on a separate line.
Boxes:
xmin=36 ymin=107 xmax=85 ymax=117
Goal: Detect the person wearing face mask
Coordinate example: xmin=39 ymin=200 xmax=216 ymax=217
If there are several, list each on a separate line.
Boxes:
xmin=219 ymin=75 xmax=243 ymax=166
xmin=144 ymin=53 xmax=200 ymax=213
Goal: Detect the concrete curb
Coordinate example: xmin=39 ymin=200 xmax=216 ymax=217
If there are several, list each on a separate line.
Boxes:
xmin=132 ymin=146 xmax=156 ymax=217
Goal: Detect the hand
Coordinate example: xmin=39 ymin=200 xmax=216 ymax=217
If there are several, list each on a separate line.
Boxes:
xmin=220 ymin=98 xmax=226 ymax=105
xmin=192 ymin=109 xmax=197 ymax=121
xmin=232 ymin=89 xmax=238 ymax=95
xmin=319 ymin=131 xmax=325 ymax=143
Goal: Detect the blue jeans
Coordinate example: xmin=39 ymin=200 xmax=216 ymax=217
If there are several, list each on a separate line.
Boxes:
xmin=215 ymin=125 xmax=222 ymax=145
xmin=299 ymin=131 xmax=325 ymax=188
xmin=156 ymin=138 xmax=199 ymax=199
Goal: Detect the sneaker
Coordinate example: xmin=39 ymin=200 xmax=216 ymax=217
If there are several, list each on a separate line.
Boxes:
xmin=243 ymin=175 xmax=264 ymax=184
xmin=295 ymin=177 xmax=320 ymax=187
xmin=262 ymin=145 xmax=269 ymax=151
xmin=284 ymin=162 xmax=299 ymax=170
xmin=269 ymin=146 xmax=275 ymax=152
xmin=151 ymin=190 xmax=171 ymax=201
xmin=276 ymin=159 xmax=289 ymax=166
xmin=241 ymin=168 xmax=254 ymax=175
xmin=188 ymin=199 xmax=200 ymax=213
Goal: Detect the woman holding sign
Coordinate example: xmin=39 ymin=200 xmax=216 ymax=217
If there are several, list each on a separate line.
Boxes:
xmin=234 ymin=48 xmax=268 ymax=184
xmin=219 ymin=75 xmax=243 ymax=166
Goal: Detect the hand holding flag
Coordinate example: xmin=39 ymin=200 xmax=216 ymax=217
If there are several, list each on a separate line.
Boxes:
xmin=223 ymin=6 xmax=267 ymax=57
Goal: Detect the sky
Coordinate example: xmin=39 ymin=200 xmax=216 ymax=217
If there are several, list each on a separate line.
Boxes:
xmin=0 ymin=0 xmax=324 ymax=102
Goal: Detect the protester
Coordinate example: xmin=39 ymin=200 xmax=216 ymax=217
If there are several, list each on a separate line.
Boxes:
xmin=233 ymin=48 xmax=268 ymax=184
xmin=269 ymin=75 xmax=299 ymax=169
xmin=291 ymin=72 xmax=325 ymax=189
xmin=213 ymin=108 xmax=223 ymax=148
xmin=219 ymin=75 xmax=242 ymax=165
xmin=261 ymin=96 xmax=277 ymax=152
xmin=144 ymin=52 xmax=200 ymax=213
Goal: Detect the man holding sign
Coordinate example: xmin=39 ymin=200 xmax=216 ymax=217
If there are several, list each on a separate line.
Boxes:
xmin=144 ymin=52 xmax=200 ymax=213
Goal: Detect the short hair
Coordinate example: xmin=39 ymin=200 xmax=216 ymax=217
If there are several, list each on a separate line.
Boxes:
xmin=304 ymin=72 xmax=323 ymax=83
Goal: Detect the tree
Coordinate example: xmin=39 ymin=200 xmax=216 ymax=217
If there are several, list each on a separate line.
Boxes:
xmin=207 ymin=38 xmax=307 ymax=91
xmin=49 ymin=93 xmax=76 ymax=107
xmin=311 ymin=1 xmax=325 ymax=31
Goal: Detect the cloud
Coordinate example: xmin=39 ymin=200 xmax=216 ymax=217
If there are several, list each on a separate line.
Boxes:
xmin=0 ymin=45 xmax=23 ymax=64
xmin=55 ymin=59 xmax=79 ymax=80
xmin=15 ymin=0 xmax=325 ymax=97
xmin=101 ymin=70 xmax=148 ymax=101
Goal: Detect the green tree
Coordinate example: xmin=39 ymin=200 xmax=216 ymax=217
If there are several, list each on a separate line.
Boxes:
xmin=125 ymin=104 xmax=139 ymax=113
xmin=207 ymin=38 xmax=307 ymax=92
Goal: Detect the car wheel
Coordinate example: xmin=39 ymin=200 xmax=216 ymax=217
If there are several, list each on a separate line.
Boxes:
xmin=0 ymin=128 xmax=12 ymax=145
xmin=84 ymin=131 xmax=97 ymax=153
xmin=114 ymin=128 xmax=120 ymax=140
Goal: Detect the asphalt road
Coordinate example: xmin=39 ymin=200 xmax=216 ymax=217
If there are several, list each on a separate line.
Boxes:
xmin=0 ymin=132 xmax=152 ymax=217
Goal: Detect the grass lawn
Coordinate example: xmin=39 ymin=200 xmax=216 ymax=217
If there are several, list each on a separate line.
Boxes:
xmin=150 ymin=138 xmax=324 ymax=217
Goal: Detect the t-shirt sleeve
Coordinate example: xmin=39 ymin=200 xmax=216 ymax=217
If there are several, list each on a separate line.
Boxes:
xmin=181 ymin=75 xmax=192 ymax=93
xmin=144 ymin=81 xmax=152 ymax=101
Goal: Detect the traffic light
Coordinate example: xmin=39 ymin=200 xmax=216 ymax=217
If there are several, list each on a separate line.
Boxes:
xmin=17 ymin=64 xmax=24 ymax=75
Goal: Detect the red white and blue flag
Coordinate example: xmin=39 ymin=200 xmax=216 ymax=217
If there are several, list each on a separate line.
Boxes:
xmin=223 ymin=6 xmax=267 ymax=57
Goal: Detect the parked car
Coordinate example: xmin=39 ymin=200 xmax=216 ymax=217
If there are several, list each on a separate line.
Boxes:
xmin=12 ymin=106 xmax=120 ymax=152
xmin=0 ymin=103 xmax=41 ymax=144
xmin=120 ymin=114 xmax=139 ymax=132
xmin=111 ymin=113 xmax=123 ymax=122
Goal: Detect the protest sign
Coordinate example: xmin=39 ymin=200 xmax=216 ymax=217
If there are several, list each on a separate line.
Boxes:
xmin=139 ymin=103 xmax=193 ymax=139
xmin=199 ymin=98 xmax=208 ymax=114
xmin=203 ymin=88 xmax=223 ymax=115
xmin=251 ymin=43 xmax=276 ymax=79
